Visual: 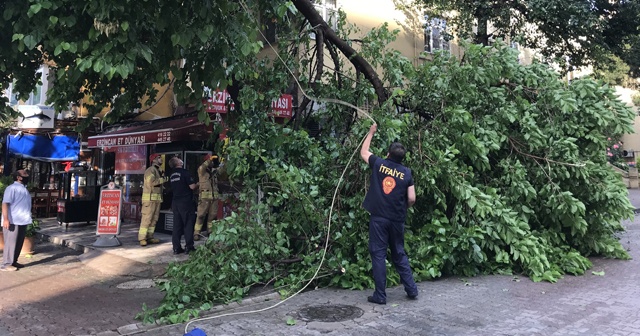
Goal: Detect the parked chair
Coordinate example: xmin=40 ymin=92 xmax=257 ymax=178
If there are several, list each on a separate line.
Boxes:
xmin=47 ymin=190 xmax=59 ymax=217
xmin=32 ymin=191 xmax=49 ymax=218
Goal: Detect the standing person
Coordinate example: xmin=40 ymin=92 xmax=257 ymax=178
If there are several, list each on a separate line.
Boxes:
xmin=168 ymin=157 xmax=198 ymax=254
xmin=138 ymin=153 xmax=166 ymax=246
xmin=360 ymin=123 xmax=418 ymax=304
xmin=194 ymin=154 xmax=220 ymax=241
xmin=1 ymin=170 xmax=32 ymax=271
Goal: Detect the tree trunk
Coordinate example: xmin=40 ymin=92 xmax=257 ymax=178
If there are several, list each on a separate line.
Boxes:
xmin=475 ymin=17 xmax=490 ymax=46
xmin=292 ymin=0 xmax=389 ymax=106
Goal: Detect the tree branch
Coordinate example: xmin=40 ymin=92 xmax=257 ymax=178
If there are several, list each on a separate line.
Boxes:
xmin=292 ymin=0 xmax=389 ymax=105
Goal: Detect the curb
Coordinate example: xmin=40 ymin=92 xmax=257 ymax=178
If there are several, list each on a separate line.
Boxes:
xmin=113 ymin=292 xmax=282 ymax=335
xmin=36 ymin=231 xmax=93 ymax=254
xmin=35 ymin=231 xmax=164 ymax=277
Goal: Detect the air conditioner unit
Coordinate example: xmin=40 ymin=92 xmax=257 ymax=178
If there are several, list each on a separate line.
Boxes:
xmin=622 ymin=150 xmax=635 ymax=158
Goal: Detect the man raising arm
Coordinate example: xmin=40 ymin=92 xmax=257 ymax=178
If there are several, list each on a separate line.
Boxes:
xmin=360 ymin=123 xmax=419 ymax=304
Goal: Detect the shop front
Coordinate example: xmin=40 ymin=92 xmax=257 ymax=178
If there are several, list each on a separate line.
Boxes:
xmin=87 ymin=115 xmax=216 ymax=233
xmin=87 ymin=92 xmax=293 ymax=232
xmin=4 ymin=132 xmax=90 ymax=219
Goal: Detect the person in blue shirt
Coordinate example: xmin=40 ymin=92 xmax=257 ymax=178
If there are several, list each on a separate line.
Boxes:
xmin=168 ymin=157 xmax=198 ymax=255
xmin=360 ymin=123 xmax=418 ymax=304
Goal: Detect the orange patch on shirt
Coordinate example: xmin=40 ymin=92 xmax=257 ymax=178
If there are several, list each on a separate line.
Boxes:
xmin=382 ymin=176 xmax=396 ymax=194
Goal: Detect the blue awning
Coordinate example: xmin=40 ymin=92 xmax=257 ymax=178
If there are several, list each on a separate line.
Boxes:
xmin=7 ymin=134 xmax=80 ymax=162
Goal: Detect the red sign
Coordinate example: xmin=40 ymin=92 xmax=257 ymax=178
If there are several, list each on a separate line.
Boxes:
xmin=115 ymin=146 xmax=146 ymax=174
xmin=269 ymin=94 xmax=293 ymax=118
xmin=97 ymin=188 xmax=122 ymax=235
xmin=88 ymin=116 xmax=211 ymax=148
xmin=89 ymin=130 xmax=173 ymax=147
xmin=203 ymin=89 xmax=235 ymax=113
xmin=203 ymin=90 xmax=293 ymax=118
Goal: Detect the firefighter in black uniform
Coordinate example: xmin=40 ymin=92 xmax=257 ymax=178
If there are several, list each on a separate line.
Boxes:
xmin=168 ymin=157 xmax=198 ymax=254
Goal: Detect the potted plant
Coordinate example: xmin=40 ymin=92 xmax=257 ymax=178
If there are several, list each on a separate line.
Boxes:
xmin=21 ymin=219 xmax=40 ymax=255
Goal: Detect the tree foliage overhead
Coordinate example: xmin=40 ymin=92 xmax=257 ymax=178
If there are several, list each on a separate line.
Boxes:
xmin=411 ymin=0 xmax=640 ymax=70
xmin=1 ymin=0 xmax=635 ymax=326
xmin=1 ymin=0 xmax=296 ymax=125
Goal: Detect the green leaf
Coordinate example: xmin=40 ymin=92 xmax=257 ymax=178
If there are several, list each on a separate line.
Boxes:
xmin=170 ymin=34 xmax=180 ymax=46
xmin=139 ymin=47 xmax=153 ymax=63
xmin=286 ymin=317 xmax=297 ymax=326
xmin=23 ymin=35 xmax=38 ymax=50
xmin=29 ymin=4 xmax=42 ymax=16
xmin=591 ymin=271 xmax=605 ymax=276
xmin=3 ymin=7 xmax=15 ymax=20
xmin=121 ymin=22 xmax=129 ymax=31
xmin=93 ymin=60 xmax=104 ymax=73
xmin=49 ymin=16 xmax=58 ymax=24
xmin=241 ymin=43 xmax=252 ymax=56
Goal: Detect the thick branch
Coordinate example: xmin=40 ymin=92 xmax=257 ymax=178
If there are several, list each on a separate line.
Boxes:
xmin=314 ymin=29 xmax=325 ymax=86
xmin=292 ymin=0 xmax=388 ymax=105
xmin=325 ymin=42 xmax=343 ymax=89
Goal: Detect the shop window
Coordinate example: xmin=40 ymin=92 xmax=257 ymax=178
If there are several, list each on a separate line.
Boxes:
xmin=2 ymin=66 xmax=50 ymax=106
xmin=424 ymin=17 xmax=449 ymax=53
xmin=310 ymin=0 xmax=339 ymax=38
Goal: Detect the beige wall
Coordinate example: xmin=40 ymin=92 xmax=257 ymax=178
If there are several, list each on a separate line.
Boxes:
xmin=617 ymin=86 xmax=640 ymax=158
xmin=341 ymin=0 xmax=423 ymax=65
xmin=80 ymin=81 xmax=175 ymax=121
xmin=133 ymin=82 xmax=175 ymax=120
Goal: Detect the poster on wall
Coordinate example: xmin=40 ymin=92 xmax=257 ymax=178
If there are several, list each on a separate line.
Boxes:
xmin=115 ymin=145 xmax=147 ymax=174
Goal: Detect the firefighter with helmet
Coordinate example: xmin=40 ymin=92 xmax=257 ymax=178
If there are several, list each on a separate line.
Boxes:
xmin=138 ymin=153 xmax=168 ymax=246
xmin=194 ymin=153 xmax=220 ymax=240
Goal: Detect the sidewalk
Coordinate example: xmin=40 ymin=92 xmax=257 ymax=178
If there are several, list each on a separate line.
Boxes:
xmin=36 ymin=217 xmax=205 ymax=277
xmin=627 ymin=188 xmax=640 ymax=212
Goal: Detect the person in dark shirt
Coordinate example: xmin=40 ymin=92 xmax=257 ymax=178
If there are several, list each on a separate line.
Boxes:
xmin=360 ymin=123 xmax=418 ymax=305
xmin=168 ymin=157 xmax=198 ymax=254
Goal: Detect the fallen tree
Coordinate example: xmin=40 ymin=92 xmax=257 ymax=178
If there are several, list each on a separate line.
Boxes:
xmin=140 ymin=37 xmax=635 ymax=323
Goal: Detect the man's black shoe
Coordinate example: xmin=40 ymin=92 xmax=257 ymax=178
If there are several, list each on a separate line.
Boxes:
xmin=185 ymin=247 xmax=195 ymax=255
xmin=407 ymin=293 xmax=418 ymax=300
xmin=12 ymin=262 xmax=25 ymax=268
xmin=173 ymin=248 xmax=185 ymax=255
xmin=367 ymin=296 xmax=386 ymax=305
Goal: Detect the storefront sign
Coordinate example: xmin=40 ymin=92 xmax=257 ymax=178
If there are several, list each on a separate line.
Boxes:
xmin=115 ymin=146 xmax=147 ymax=174
xmin=88 ymin=116 xmax=211 ymax=148
xmin=91 ymin=131 xmax=172 ymax=147
xmin=203 ymin=89 xmax=235 ymax=113
xmin=269 ymin=94 xmax=293 ymax=118
xmin=96 ymin=187 xmax=122 ymax=235
xmin=203 ymin=89 xmax=293 ymax=118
